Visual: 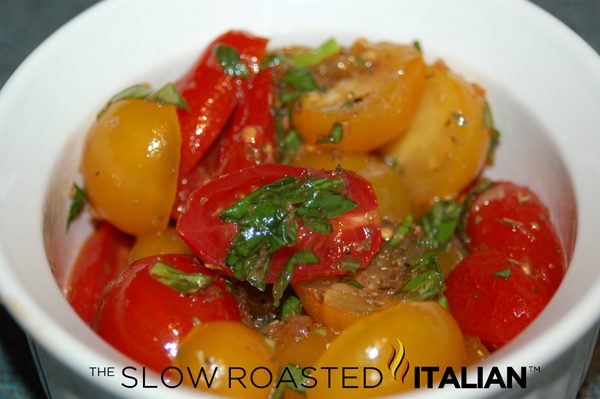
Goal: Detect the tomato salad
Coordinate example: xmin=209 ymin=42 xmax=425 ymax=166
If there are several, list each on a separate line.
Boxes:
xmin=65 ymin=31 xmax=566 ymax=398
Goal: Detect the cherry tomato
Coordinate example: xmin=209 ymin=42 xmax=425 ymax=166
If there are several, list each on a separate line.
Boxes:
xmin=465 ymin=182 xmax=566 ymax=293
xmin=380 ymin=61 xmax=491 ymax=208
xmin=173 ymin=321 xmax=277 ymax=399
xmin=128 ymin=227 xmax=193 ymax=263
xmin=293 ymin=40 xmax=425 ymax=152
xmin=216 ymin=69 xmax=276 ymax=175
xmin=291 ymin=150 xmax=411 ymax=220
xmin=269 ymin=315 xmax=335 ymax=366
xmin=445 ymin=250 xmax=551 ymax=350
xmin=95 ymin=254 xmax=239 ymax=372
xmin=82 ymin=99 xmax=181 ymax=234
xmin=66 ymin=223 xmax=133 ymax=325
xmin=176 ymin=31 xmax=268 ymax=176
xmin=309 ymin=302 xmax=464 ymax=399
xmin=463 ymin=335 xmax=489 ymax=366
xmin=177 ymin=164 xmax=381 ymax=284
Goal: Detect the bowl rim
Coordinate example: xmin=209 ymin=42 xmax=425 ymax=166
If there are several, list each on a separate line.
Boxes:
xmin=1 ymin=0 xmax=600 ymax=398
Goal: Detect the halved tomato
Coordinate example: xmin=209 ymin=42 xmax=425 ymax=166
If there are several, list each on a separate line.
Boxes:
xmin=176 ymin=164 xmax=381 ymax=285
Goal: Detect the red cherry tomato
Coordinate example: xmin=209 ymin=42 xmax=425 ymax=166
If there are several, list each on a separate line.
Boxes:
xmin=445 ymin=250 xmax=551 ymax=350
xmin=66 ymin=223 xmax=133 ymax=325
xmin=215 ymin=68 xmax=276 ymax=175
xmin=172 ymin=69 xmax=276 ymax=219
xmin=465 ymin=182 xmax=566 ymax=294
xmin=176 ymin=31 xmax=268 ymax=176
xmin=176 ymin=164 xmax=381 ymax=284
xmin=94 ymin=254 xmax=239 ymax=372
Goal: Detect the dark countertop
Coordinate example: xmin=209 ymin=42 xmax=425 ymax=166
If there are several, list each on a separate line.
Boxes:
xmin=1 ymin=0 xmax=599 ymax=398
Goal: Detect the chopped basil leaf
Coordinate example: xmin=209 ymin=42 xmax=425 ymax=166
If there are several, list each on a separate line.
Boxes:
xmin=219 ymin=176 xmax=355 ymax=291
xmin=413 ymin=40 xmax=423 ymax=54
xmin=149 ymin=262 xmax=212 ymax=294
xmin=262 ymin=53 xmax=287 ymax=69
xmin=279 ymin=91 xmax=305 ymax=104
xmin=279 ymin=295 xmax=303 ymax=320
xmin=458 ymin=179 xmax=494 ymax=245
xmin=148 ymin=83 xmax=190 ymax=111
xmin=291 ymin=38 xmax=341 ymax=68
xmin=400 ymin=269 xmax=445 ymax=300
xmin=283 ymin=364 xmax=310 ymax=393
xmin=419 ymin=200 xmax=462 ymax=249
xmin=97 ymin=83 xmax=188 ymax=118
xmin=273 ymin=250 xmax=319 ymax=306
xmin=409 ymin=250 xmax=438 ymax=270
xmin=340 ymin=257 xmax=361 ymax=273
xmin=338 ymin=279 xmax=365 ymax=289
xmin=388 ymin=215 xmax=413 ymax=246
xmin=483 ymin=102 xmax=501 ymax=162
xmin=493 ymin=268 xmax=511 ymax=279
xmin=316 ymin=122 xmax=344 ymax=144
xmin=280 ymin=129 xmax=303 ymax=160
xmin=66 ymin=183 xmax=86 ymax=229
xmin=214 ymin=44 xmax=249 ymax=78
xmin=438 ymin=294 xmax=449 ymax=309
xmin=283 ymin=68 xmax=320 ymax=91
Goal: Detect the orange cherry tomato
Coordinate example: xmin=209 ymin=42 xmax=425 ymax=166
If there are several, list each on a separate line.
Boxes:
xmin=293 ymin=41 xmax=425 ymax=152
xmin=129 ymin=227 xmax=193 ymax=263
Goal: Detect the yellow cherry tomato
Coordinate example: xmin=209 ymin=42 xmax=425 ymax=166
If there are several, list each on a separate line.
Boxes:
xmin=291 ymin=150 xmax=411 ymax=220
xmin=308 ymin=302 xmax=465 ymax=399
xmin=293 ymin=41 xmax=425 ymax=153
xmin=380 ymin=61 xmax=491 ymax=208
xmin=82 ymin=99 xmax=180 ymax=235
xmin=269 ymin=315 xmax=335 ymax=367
xmin=173 ymin=321 xmax=277 ymax=399
xmin=128 ymin=227 xmax=193 ymax=263
xmin=464 ymin=335 xmax=489 ymax=366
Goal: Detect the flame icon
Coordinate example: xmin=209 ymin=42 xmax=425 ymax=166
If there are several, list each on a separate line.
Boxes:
xmin=387 ymin=339 xmax=410 ymax=383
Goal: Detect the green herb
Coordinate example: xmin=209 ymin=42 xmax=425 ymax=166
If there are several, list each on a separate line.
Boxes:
xmin=215 ymin=44 xmax=249 ymax=78
xmin=313 ymin=327 xmax=327 ymax=337
xmin=280 ymin=129 xmax=303 ymax=160
xmin=483 ymin=102 xmax=501 ymax=162
xmin=338 ymin=279 xmax=365 ymax=289
xmin=66 ymin=183 xmax=86 ymax=229
xmin=340 ymin=257 xmax=361 ymax=273
xmin=270 ymin=365 xmax=311 ymax=399
xmin=412 ymin=40 xmax=423 ymax=54
xmin=280 ymin=295 xmax=303 ymax=320
xmin=438 ymin=294 xmax=449 ymax=309
xmin=388 ymin=215 xmax=413 ymax=246
xmin=419 ymin=200 xmax=462 ymax=249
xmin=262 ymin=53 xmax=287 ymax=69
xmin=283 ymin=68 xmax=320 ymax=91
xmin=279 ymin=91 xmax=305 ymax=104
xmin=273 ymin=250 xmax=319 ymax=306
xmin=399 ymin=269 xmax=445 ymax=300
xmin=341 ymin=100 xmax=354 ymax=107
xmin=97 ymin=83 xmax=189 ymax=118
xmin=147 ymin=83 xmax=190 ymax=111
xmin=149 ymin=262 xmax=212 ymax=294
xmin=409 ymin=250 xmax=438 ymax=270
xmin=316 ymin=122 xmax=344 ymax=144
xmin=291 ymin=38 xmax=341 ymax=68
xmin=493 ymin=268 xmax=511 ymax=279
xmin=458 ymin=179 xmax=494 ymax=245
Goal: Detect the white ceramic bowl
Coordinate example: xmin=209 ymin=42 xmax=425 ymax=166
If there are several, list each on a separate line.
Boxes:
xmin=1 ymin=0 xmax=600 ymax=398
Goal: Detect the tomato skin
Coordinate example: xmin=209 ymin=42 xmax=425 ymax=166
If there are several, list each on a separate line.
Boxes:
xmin=176 ymin=164 xmax=381 ymax=284
xmin=445 ymin=250 xmax=551 ymax=350
xmin=94 ymin=254 xmax=240 ymax=372
xmin=66 ymin=223 xmax=133 ymax=325
xmin=466 ymin=182 xmax=566 ymax=293
xmin=173 ymin=321 xmax=277 ymax=399
xmin=309 ymin=302 xmax=464 ymax=399
xmin=216 ymin=69 xmax=276 ymax=175
xmin=176 ymin=31 xmax=268 ymax=176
